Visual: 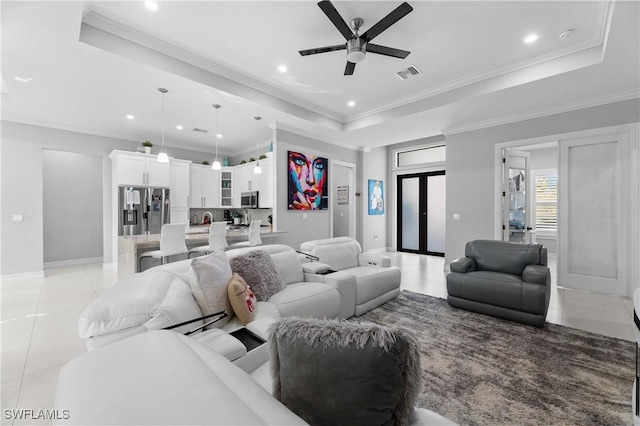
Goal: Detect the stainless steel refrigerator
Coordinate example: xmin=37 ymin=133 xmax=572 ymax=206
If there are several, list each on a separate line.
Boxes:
xmin=118 ymin=187 xmax=170 ymax=235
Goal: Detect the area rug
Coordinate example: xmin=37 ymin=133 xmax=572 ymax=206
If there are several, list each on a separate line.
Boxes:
xmin=353 ymin=291 xmax=634 ymax=426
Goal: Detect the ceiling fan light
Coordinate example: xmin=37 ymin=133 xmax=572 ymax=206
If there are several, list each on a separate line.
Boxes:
xmin=347 ymin=38 xmax=366 ymax=63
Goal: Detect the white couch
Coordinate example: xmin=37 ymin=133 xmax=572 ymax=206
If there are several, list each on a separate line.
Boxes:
xmin=79 ymin=244 xmax=352 ymax=351
xmin=300 ymin=237 xmax=402 ymax=316
xmin=55 ymin=330 xmax=456 ymax=426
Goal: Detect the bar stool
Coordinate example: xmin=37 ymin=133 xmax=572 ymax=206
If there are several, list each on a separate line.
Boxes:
xmin=188 ymin=222 xmax=228 ymax=258
xmin=138 ymin=223 xmax=188 ymax=272
xmin=228 ymin=220 xmax=262 ymax=248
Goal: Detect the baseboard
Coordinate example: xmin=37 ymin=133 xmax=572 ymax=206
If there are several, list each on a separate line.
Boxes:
xmin=44 ymin=257 xmax=104 ymax=269
xmin=367 ymin=247 xmax=391 ymax=254
xmin=0 ymin=270 xmax=45 ymax=281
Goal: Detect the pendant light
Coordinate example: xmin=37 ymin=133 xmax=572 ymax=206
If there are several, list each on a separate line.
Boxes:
xmin=253 ymin=116 xmax=262 ymax=174
xmin=157 ymin=87 xmax=170 ymax=163
xmin=211 ymin=104 xmax=222 ymax=170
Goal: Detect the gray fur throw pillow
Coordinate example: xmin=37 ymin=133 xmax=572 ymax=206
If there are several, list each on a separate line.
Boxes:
xmin=229 ymin=250 xmax=286 ymax=301
xmin=268 ymin=317 xmax=421 ymax=426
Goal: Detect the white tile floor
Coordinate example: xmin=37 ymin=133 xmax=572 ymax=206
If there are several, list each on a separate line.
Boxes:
xmin=0 ymin=252 xmax=635 ymax=425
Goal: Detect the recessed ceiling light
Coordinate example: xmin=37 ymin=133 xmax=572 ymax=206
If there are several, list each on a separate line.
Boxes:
xmin=144 ymin=1 xmax=158 ymax=11
xmin=348 ymin=101 xmax=355 ymax=107
xmin=176 ymin=125 xmax=183 ymax=130
xmin=13 ymin=76 xmax=33 ymax=83
xmin=278 ymin=65 xmax=287 ymax=73
xmin=217 ymin=133 xmax=222 ymax=138
xmin=126 ymin=114 xmax=135 ymax=120
xmin=524 ymin=34 xmax=539 ymax=44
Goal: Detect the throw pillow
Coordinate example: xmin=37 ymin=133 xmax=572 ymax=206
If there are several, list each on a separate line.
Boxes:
xmin=229 ymin=250 xmax=286 ymax=301
xmin=189 ymin=250 xmax=233 ymax=327
xmin=269 ymin=317 xmax=421 ymax=426
xmin=227 ymin=273 xmax=257 ymax=325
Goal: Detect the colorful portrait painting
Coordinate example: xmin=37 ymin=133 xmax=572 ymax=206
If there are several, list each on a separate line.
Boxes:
xmin=288 ymin=151 xmax=328 ymax=210
xmin=368 ymin=179 xmax=384 ymax=215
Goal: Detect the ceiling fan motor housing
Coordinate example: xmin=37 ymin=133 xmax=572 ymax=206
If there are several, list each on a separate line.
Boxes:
xmin=347 ymin=37 xmax=366 ymax=63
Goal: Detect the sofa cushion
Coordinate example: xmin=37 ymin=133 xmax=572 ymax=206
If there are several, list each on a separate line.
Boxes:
xmin=56 ymin=330 xmax=307 ymax=425
xmin=78 ymin=271 xmax=201 ymax=339
xmin=346 ymin=266 xmax=402 ymax=305
xmin=465 ymin=240 xmax=544 ymax=276
xmin=189 ymin=250 xmax=233 ymax=327
xmin=268 ymin=282 xmax=340 ymax=319
xmin=230 ymin=250 xmax=286 ymax=301
xmin=300 ymin=237 xmax=361 ymax=271
xmin=269 ymin=318 xmax=420 ymax=426
xmin=448 ymin=270 xmax=524 ymax=311
xmin=227 ymin=273 xmax=257 ymax=325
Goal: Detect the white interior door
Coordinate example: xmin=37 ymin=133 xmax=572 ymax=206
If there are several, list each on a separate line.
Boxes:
xmin=558 ymin=134 xmax=629 ymax=296
xmin=502 ymin=149 xmax=534 ymax=242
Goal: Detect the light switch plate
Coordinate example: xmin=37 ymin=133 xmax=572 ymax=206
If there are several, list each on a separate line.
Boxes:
xmin=13 ymin=214 xmax=24 ymax=222
xmin=453 ymin=213 xmax=460 ymax=220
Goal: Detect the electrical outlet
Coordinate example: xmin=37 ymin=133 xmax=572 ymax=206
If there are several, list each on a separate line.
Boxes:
xmin=374 ymin=235 xmax=378 ymax=240
xmin=453 ymin=213 xmax=460 ymax=220
xmin=302 ymin=213 xmax=308 ymax=220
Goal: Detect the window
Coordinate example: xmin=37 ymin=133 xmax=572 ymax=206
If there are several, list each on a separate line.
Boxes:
xmin=396 ymin=145 xmax=445 ymax=167
xmin=534 ymin=169 xmax=557 ymax=232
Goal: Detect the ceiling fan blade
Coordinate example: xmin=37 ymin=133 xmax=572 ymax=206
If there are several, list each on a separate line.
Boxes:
xmin=299 ymin=44 xmax=346 ymax=56
xmin=344 ymin=61 xmax=356 ymax=75
xmin=361 ymin=2 xmax=413 ymax=42
xmin=318 ymin=0 xmax=354 ymax=40
xmin=366 ymin=43 xmax=410 ymax=59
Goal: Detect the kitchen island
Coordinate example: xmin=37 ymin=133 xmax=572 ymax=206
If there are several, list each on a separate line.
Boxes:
xmin=118 ymin=226 xmax=286 ymax=276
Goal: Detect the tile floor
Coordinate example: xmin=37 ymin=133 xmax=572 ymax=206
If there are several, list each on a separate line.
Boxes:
xmin=0 ymin=252 xmax=635 ymax=425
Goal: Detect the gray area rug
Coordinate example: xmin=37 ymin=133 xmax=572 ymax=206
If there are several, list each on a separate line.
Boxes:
xmin=354 ymin=291 xmax=634 ymax=426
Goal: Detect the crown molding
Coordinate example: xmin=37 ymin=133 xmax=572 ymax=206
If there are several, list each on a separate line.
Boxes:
xmin=442 ymin=90 xmax=640 ymax=136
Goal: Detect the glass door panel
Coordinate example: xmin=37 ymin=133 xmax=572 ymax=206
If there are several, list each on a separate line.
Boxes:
xmin=400 ymin=177 xmax=420 ymax=251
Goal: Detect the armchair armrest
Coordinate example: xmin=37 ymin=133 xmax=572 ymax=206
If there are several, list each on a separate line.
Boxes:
xmin=302 ymin=262 xmax=333 ymax=275
xmin=357 ymin=253 xmax=391 ymax=267
xmin=450 ymin=257 xmax=476 ymax=273
xmin=523 ymin=264 xmax=550 ymax=285
xmin=320 ymin=271 xmax=357 ymax=319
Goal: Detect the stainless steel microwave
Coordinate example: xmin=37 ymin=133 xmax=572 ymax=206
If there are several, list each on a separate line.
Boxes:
xmin=240 ymin=191 xmax=259 ymax=208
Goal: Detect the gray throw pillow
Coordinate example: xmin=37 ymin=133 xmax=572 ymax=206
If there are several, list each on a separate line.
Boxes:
xmin=269 ymin=317 xmax=421 ymax=426
xmin=230 ymin=250 xmax=286 ymax=301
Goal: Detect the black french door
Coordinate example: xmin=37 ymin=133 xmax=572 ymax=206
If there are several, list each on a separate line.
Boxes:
xmin=397 ymin=171 xmax=446 ymax=256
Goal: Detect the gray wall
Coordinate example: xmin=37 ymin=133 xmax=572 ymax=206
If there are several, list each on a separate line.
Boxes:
xmin=332 ymin=164 xmax=350 ymax=238
xmin=445 ymin=98 xmax=640 ymax=265
xmin=273 ymin=129 xmax=362 ymax=250
xmin=43 ymin=150 xmax=104 ymax=263
xmin=362 ymin=147 xmax=388 ymax=252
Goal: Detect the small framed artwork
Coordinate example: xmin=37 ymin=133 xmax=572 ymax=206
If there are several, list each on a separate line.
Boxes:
xmin=368 ymin=179 xmax=384 ymax=215
xmin=337 ymin=185 xmax=349 ymax=204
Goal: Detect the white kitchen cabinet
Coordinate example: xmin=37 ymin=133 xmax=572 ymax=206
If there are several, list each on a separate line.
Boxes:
xmin=231 ymin=153 xmax=273 ymax=208
xmin=111 ymin=151 xmax=170 ymax=187
xmin=190 ymin=164 xmax=220 ymax=208
xmin=170 ymin=160 xmax=191 ymax=208
xmin=221 ymin=169 xmax=233 ymax=207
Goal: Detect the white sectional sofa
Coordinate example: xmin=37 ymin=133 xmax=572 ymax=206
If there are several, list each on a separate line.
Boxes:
xmin=55 ymin=329 xmax=456 ymax=425
xmin=300 ymin=237 xmax=402 ymax=316
xmin=79 ymin=244 xmax=352 ymax=351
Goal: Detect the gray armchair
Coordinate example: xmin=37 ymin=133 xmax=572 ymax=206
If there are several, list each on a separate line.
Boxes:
xmin=446 ymin=240 xmax=550 ymax=327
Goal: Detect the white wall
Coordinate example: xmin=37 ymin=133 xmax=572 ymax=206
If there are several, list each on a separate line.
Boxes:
xmin=444 ymin=99 xmax=640 ymax=265
xmin=43 ymin=150 xmax=104 ymax=263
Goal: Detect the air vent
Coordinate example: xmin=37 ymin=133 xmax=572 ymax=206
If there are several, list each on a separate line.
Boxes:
xmin=396 ymin=65 xmax=421 ymax=80
xmin=191 ymin=128 xmax=209 ymax=133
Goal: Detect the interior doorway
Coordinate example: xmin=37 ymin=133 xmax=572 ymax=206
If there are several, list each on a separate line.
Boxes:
xmin=330 ymin=160 xmax=356 ymax=238
xmin=397 ymin=171 xmax=445 ymax=256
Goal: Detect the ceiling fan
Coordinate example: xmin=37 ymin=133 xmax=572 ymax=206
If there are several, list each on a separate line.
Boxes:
xmin=299 ymin=0 xmax=413 ymax=75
